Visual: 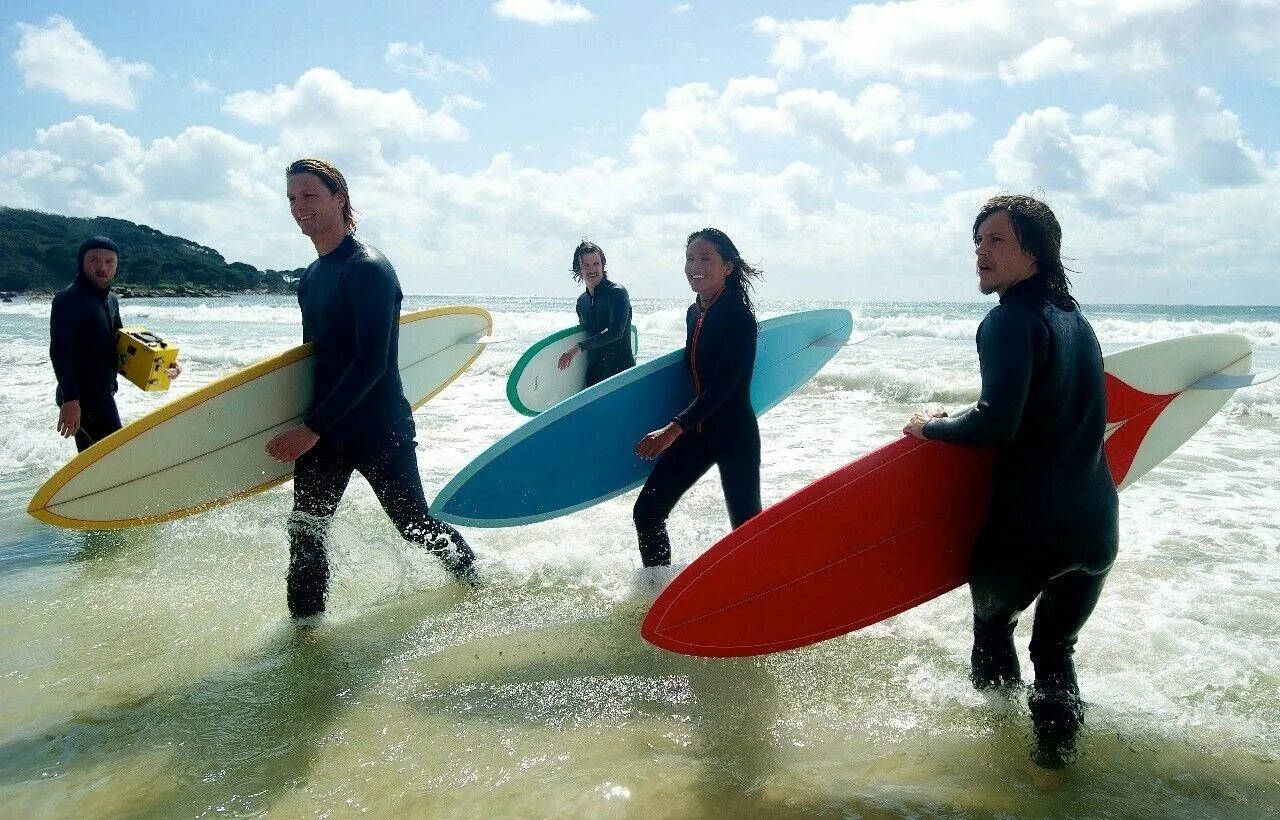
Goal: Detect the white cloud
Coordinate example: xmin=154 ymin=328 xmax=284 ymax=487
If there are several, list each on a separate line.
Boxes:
xmin=991 ymin=107 xmax=1170 ymax=204
xmin=385 ymin=43 xmax=491 ymax=83
xmin=223 ymin=68 xmax=472 ymax=171
xmin=998 ymin=37 xmax=1097 ymax=83
xmin=491 ymin=0 xmax=594 ymax=25
xmin=189 ymin=78 xmax=220 ymax=95
xmin=37 ymin=116 xmax=143 ymax=166
xmin=1175 ymin=87 xmax=1265 ymax=187
xmin=672 ymin=3 xmax=693 ymax=13
xmin=736 ymin=84 xmax=973 ymax=189
xmin=12 ymin=16 xmax=153 ymax=109
xmin=754 ymin=0 xmax=1272 ymax=85
xmin=989 ymin=87 xmax=1265 ymax=207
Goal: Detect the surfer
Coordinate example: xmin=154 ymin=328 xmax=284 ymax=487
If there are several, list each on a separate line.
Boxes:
xmin=50 ymin=236 xmax=182 ymax=451
xmin=903 ymin=195 xmax=1118 ymax=770
xmin=557 ymin=240 xmax=636 ymax=386
xmin=265 ymin=158 xmax=478 ymax=619
xmin=633 ymin=228 xmax=762 ymax=568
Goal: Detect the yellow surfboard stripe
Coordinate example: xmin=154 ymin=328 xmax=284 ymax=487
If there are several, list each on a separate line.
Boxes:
xmin=28 ymin=305 xmax=492 ymax=531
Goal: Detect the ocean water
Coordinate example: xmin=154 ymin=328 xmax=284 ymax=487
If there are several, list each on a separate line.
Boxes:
xmin=0 ymin=294 xmax=1277 ymax=819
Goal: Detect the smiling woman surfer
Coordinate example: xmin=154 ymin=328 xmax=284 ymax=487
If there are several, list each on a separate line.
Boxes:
xmin=903 ymin=194 xmax=1118 ymax=771
xmin=265 ymin=158 xmax=477 ymax=619
xmin=633 ymin=228 xmax=763 ymax=568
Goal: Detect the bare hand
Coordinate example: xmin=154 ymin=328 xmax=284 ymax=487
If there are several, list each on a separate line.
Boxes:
xmin=903 ymin=408 xmax=947 ymax=440
xmin=636 ymin=421 xmax=682 ymax=460
xmin=57 ymin=400 xmax=81 ymax=438
xmin=265 ymin=424 xmax=319 ymax=462
xmin=557 ymin=344 xmax=580 ymax=371
xmin=168 ymin=360 xmax=183 ymax=379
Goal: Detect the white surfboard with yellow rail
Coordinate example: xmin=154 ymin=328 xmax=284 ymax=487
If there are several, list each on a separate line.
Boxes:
xmin=28 ymin=306 xmax=492 ymax=530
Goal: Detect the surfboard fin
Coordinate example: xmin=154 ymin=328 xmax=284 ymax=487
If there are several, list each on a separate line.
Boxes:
xmin=1189 ymin=371 xmax=1276 ymax=390
xmin=1192 ymin=370 xmax=1274 ymax=388
xmin=469 ymin=334 xmax=513 ymax=345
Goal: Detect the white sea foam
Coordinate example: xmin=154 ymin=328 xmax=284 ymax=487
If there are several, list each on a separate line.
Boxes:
xmin=2 ymin=293 xmax=1277 ymax=798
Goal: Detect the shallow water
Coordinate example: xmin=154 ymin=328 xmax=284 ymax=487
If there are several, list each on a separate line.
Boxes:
xmin=1 ymin=295 xmax=1277 ymax=818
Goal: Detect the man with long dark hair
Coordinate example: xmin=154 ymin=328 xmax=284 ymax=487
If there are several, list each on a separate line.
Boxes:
xmin=904 ymin=195 xmax=1118 ymax=770
xmin=557 ymin=240 xmax=635 ymax=387
xmin=265 ymin=158 xmax=477 ymax=619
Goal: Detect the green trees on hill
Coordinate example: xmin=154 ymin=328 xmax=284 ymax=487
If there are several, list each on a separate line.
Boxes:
xmin=0 ymin=207 xmax=300 ymax=294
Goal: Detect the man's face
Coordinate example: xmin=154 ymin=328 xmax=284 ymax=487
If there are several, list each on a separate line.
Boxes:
xmin=287 ymin=173 xmax=346 ymax=239
xmin=975 ymin=210 xmax=1037 ymax=296
xmin=82 ymin=249 xmax=119 ymax=290
xmin=578 ymin=251 xmax=604 ymax=290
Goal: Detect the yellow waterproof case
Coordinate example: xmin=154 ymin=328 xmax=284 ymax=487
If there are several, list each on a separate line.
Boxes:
xmin=116 ymin=327 xmax=179 ymax=392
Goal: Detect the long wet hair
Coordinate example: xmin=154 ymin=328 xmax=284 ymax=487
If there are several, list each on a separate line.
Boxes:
xmin=686 ymin=228 xmax=763 ymax=313
xmin=286 ymin=158 xmax=357 ymax=231
xmin=973 ymin=194 xmax=1077 ymax=310
xmin=570 ymin=240 xmax=606 ymax=283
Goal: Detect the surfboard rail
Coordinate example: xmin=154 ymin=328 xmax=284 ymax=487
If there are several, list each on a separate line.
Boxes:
xmin=643 ymin=333 xmax=1256 ymax=657
xmin=28 ymin=306 xmax=492 ymax=530
xmin=438 ymin=309 xmax=855 ymax=527
xmin=506 ymin=324 xmax=639 ymax=416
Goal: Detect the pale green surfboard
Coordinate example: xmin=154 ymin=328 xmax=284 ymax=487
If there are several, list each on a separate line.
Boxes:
xmin=506 ymin=324 xmax=638 ymax=416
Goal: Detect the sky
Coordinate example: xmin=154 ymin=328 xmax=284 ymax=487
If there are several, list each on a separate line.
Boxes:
xmin=2 ymin=0 xmax=1279 ymax=304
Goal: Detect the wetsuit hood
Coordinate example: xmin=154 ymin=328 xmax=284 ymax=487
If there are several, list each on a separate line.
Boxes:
xmin=74 ymin=235 xmax=120 ymax=295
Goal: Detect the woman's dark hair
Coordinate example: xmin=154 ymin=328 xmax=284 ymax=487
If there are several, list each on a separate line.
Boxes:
xmin=686 ymin=227 xmax=762 ymax=312
xmin=286 ymin=158 xmax=357 ymax=231
xmin=973 ymin=194 xmax=1077 ymax=309
xmin=570 ymin=240 xmax=607 ymax=282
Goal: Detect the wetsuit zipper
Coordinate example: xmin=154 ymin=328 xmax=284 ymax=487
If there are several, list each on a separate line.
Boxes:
xmin=688 ymin=287 xmax=724 ymax=433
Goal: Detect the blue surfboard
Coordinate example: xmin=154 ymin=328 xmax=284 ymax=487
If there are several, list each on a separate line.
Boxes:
xmin=433 ymin=309 xmax=853 ymax=527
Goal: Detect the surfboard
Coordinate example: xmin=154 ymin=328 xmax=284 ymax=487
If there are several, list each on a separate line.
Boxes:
xmin=434 ymin=309 xmax=854 ymax=527
xmin=642 ymin=333 xmax=1257 ymax=657
xmin=27 ymin=306 xmax=493 ymax=531
xmin=506 ymin=324 xmax=639 ymax=416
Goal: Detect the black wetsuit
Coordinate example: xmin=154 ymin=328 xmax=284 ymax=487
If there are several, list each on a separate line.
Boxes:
xmin=49 ymin=274 xmax=122 ymax=451
xmin=923 ymin=276 xmax=1118 ymax=767
xmin=574 ymin=276 xmax=635 ymax=387
xmin=287 ymin=233 xmax=475 ymax=618
xmin=633 ymin=283 xmax=761 ymax=567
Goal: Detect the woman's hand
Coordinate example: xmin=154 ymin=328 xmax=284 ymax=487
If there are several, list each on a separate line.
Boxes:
xmin=636 ymin=421 xmax=682 ymax=460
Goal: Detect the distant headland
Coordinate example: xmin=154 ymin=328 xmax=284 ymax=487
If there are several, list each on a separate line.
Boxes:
xmin=0 ymin=207 xmax=301 ymax=297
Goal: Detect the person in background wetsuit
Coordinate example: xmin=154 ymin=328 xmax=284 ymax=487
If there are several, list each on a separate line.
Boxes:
xmin=633 ymin=228 xmax=762 ymax=568
xmin=264 ymin=158 xmax=477 ymax=619
xmin=50 ymin=236 xmax=182 ymax=452
xmin=903 ymin=194 xmax=1118 ymax=771
xmin=557 ymin=240 xmax=635 ymax=387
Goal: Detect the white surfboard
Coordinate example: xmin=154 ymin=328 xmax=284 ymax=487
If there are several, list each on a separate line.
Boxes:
xmin=1103 ymin=333 xmax=1252 ymax=490
xmin=28 ymin=306 xmax=492 ymax=530
xmin=506 ymin=325 xmax=639 ymax=416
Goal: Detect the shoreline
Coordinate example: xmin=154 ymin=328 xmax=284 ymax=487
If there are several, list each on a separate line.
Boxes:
xmin=4 ymin=287 xmax=294 ymax=300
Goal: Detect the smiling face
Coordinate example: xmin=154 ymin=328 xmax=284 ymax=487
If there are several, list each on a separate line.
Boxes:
xmin=287 ymin=172 xmax=347 ymax=250
xmin=685 ymin=237 xmax=733 ymax=303
xmin=81 ymin=249 xmax=118 ymax=290
xmin=974 ymin=209 xmax=1038 ymax=296
xmin=578 ymin=251 xmax=604 ymax=292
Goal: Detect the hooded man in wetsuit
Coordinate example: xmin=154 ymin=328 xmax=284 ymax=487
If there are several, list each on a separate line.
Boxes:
xmin=904 ymin=195 xmax=1118 ymax=770
xmin=557 ymin=240 xmax=635 ymax=387
xmin=50 ymin=236 xmax=181 ymax=451
xmin=265 ymin=158 xmax=478 ymax=619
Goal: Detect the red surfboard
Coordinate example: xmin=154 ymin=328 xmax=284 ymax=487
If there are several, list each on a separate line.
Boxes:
xmin=642 ymin=334 xmax=1256 ymax=657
